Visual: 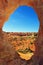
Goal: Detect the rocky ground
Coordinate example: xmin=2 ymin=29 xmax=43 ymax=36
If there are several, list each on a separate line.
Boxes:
xmin=0 ymin=32 xmax=38 ymax=65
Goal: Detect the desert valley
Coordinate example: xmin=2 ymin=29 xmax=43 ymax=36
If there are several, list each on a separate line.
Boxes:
xmin=0 ymin=32 xmax=38 ymax=65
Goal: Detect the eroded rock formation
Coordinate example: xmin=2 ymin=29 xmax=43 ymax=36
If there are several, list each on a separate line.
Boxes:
xmin=0 ymin=0 xmax=43 ymax=65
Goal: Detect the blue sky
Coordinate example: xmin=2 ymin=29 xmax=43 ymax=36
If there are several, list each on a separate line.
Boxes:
xmin=2 ymin=6 xmax=40 ymax=32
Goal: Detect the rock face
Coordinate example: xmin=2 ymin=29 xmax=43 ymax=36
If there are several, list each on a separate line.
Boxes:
xmin=0 ymin=0 xmax=43 ymax=65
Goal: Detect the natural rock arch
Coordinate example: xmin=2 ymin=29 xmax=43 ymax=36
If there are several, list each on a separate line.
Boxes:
xmin=0 ymin=0 xmax=43 ymax=65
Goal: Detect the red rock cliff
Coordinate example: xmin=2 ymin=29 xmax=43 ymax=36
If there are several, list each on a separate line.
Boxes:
xmin=0 ymin=0 xmax=43 ymax=65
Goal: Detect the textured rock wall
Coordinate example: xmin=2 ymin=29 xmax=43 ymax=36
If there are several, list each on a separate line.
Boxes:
xmin=0 ymin=0 xmax=43 ymax=65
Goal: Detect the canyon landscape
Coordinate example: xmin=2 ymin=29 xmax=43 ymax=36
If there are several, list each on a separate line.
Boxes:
xmin=0 ymin=0 xmax=43 ymax=65
xmin=0 ymin=32 xmax=37 ymax=65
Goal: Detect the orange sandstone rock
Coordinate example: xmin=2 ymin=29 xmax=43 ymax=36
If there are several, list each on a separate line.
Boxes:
xmin=0 ymin=0 xmax=43 ymax=65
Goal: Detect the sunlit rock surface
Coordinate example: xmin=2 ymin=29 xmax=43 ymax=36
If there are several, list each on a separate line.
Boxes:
xmin=0 ymin=0 xmax=43 ymax=65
